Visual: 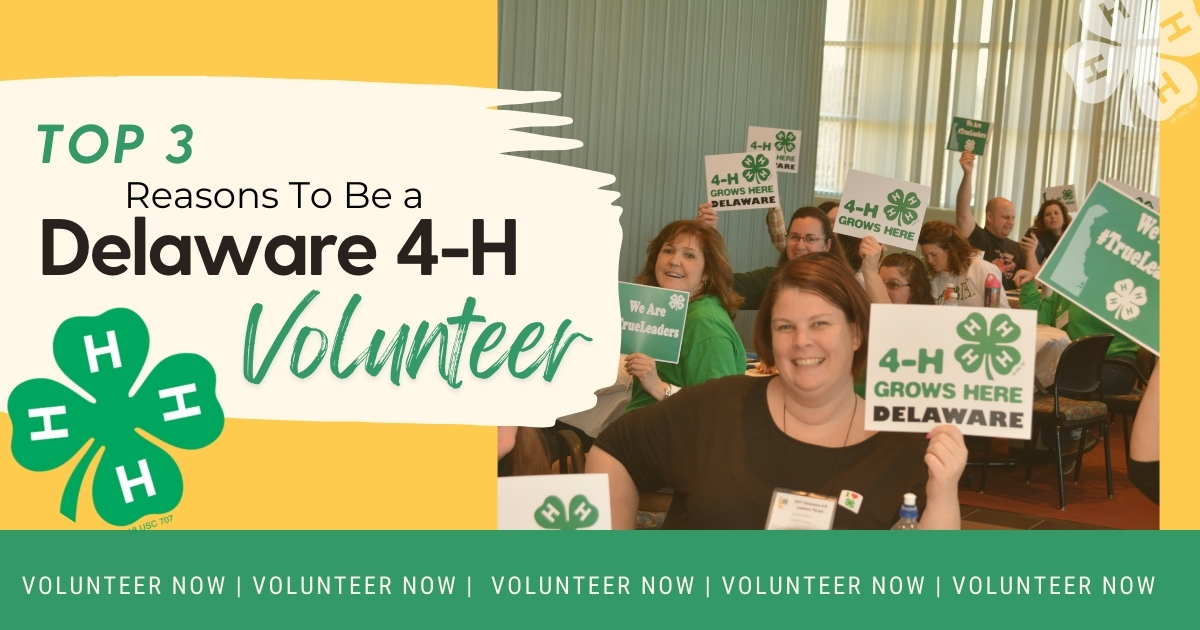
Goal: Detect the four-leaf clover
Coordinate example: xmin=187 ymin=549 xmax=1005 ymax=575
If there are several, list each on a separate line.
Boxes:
xmin=669 ymin=294 xmax=686 ymax=311
xmin=1063 ymin=0 xmax=1200 ymax=125
xmin=953 ymin=312 xmax=1022 ymax=380
xmin=1106 ymin=279 xmax=1147 ymax=321
xmin=534 ymin=494 xmax=600 ymax=530
xmin=774 ymin=130 xmax=796 ymax=153
xmin=741 ymin=153 xmax=771 ymax=183
xmin=883 ymin=189 xmax=922 ymax=226
xmin=6 ymin=308 xmax=224 ymax=527
xmin=1062 ymin=188 xmax=1075 ymax=202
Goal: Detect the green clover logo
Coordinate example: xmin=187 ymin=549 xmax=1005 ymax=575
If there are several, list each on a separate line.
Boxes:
xmin=6 ymin=308 xmax=223 ymax=527
xmin=534 ymin=494 xmax=600 ymax=530
xmin=1061 ymin=188 xmax=1075 ymax=202
xmin=883 ymin=189 xmax=922 ymax=226
xmin=773 ymin=130 xmax=796 ymax=153
xmin=953 ymin=312 xmax=1022 ymax=380
xmin=741 ymin=153 xmax=771 ymax=183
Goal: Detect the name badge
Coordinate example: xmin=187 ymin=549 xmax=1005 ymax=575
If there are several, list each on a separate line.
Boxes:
xmin=765 ymin=489 xmax=836 ymax=530
xmin=1056 ymin=310 xmax=1069 ymax=329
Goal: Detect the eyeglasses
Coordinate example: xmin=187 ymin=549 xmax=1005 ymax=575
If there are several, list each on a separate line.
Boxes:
xmin=787 ymin=234 xmax=828 ymax=246
xmin=884 ymin=282 xmax=910 ymax=291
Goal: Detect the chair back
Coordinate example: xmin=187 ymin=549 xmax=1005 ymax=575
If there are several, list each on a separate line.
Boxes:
xmin=1136 ymin=347 xmax=1158 ymax=382
xmin=1054 ymin=334 xmax=1114 ymax=396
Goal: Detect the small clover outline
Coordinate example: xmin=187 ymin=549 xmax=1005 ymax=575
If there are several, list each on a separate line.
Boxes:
xmin=774 ymin=130 xmax=796 ymax=153
xmin=1105 ymin=278 xmax=1147 ymax=321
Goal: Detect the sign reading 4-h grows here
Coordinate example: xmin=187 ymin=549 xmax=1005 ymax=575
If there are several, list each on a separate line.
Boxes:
xmin=497 ymin=473 xmax=611 ymax=530
xmin=835 ymin=170 xmax=932 ymax=250
xmin=865 ymin=304 xmax=1036 ymax=440
xmin=704 ymin=152 xmax=779 ymax=211
xmin=1037 ymin=181 xmax=1160 ymax=354
xmin=746 ymin=126 xmax=801 ymax=174
xmin=618 ymin=282 xmax=689 ymax=363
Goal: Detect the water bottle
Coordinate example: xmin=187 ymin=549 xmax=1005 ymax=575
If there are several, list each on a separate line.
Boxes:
xmin=941 ymin=286 xmax=958 ymax=307
xmin=890 ymin=493 xmax=919 ymax=530
xmin=984 ymin=273 xmax=1003 ymax=308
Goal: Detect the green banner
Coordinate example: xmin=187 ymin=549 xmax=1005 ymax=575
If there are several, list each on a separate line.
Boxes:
xmin=947 ymin=117 xmax=991 ymax=154
xmin=618 ymin=282 xmax=688 ymax=362
xmin=1038 ymin=181 xmax=1160 ymax=354
xmin=0 ymin=531 xmax=1190 ymax=626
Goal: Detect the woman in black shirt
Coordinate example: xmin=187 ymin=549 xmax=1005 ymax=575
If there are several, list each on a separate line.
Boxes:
xmin=589 ymin=253 xmax=967 ymax=529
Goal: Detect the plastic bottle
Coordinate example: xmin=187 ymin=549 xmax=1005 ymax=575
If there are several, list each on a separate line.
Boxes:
xmin=890 ymin=493 xmax=920 ymax=530
xmin=983 ymin=273 xmax=1003 ymax=308
xmin=941 ymin=286 xmax=958 ymax=307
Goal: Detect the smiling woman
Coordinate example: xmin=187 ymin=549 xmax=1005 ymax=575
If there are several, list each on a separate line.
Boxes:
xmin=590 ymin=253 xmax=968 ymax=530
xmin=621 ymin=220 xmax=745 ymax=412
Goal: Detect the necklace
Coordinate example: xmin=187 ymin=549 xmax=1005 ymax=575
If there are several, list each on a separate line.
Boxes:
xmin=781 ymin=384 xmax=858 ymax=497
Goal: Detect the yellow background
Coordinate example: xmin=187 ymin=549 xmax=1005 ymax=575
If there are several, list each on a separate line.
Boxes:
xmin=0 ymin=0 xmax=497 ymax=529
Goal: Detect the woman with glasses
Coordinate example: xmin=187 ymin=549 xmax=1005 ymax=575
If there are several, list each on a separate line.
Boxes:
xmin=698 ymin=204 xmax=850 ymax=310
xmin=860 ymin=237 xmax=936 ymax=305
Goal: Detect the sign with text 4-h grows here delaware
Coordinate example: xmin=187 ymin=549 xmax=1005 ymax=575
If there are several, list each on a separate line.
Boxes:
xmin=865 ymin=304 xmax=1036 ymax=440
xmin=1041 ymin=185 xmax=1079 ymax=214
xmin=946 ymin=117 xmax=991 ymax=154
xmin=745 ymin=126 xmax=801 ymax=175
xmin=835 ymin=170 xmax=932 ymax=250
xmin=1038 ymin=181 xmax=1160 ymax=354
xmin=497 ymin=473 xmax=611 ymax=530
xmin=704 ymin=152 xmax=778 ymax=211
xmin=618 ymin=282 xmax=688 ymax=363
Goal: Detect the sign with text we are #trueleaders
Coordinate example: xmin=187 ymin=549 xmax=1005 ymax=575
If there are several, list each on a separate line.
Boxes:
xmin=865 ymin=304 xmax=1036 ymax=440
xmin=618 ymin=282 xmax=689 ymax=363
xmin=746 ymin=126 xmax=801 ymax=175
xmin=704 ymin=152 xmax=779 ymax=211
xmin=946 ymin=117 xmax=991 ymax=154
xmin=498 ymin=474 xmax=611 ymax=530
xmin=1038 ymin=181 xmax=1160 ymax=354
xmin=835 ymin=170 xmax=931 ymax=250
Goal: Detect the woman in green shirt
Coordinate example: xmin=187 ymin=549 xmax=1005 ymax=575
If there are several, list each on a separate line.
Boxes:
xmin=623 ymin=221 xmax=747 ymax=412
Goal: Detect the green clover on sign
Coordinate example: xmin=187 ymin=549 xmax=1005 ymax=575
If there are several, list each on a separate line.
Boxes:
xmin=741 ymin=153 xmax=771 ymax=183
xmin=6 ymin=308 xmax=223 ymax=527
xmin=534 ymin=494 xmax=600 ymax=530
xmin=883 ymin=189 xmax=922 ymax=226
xmin=774 ymin=130 xmax=796 ymax=153
xmin=953 ymin=312 xmax=1022 ymax=380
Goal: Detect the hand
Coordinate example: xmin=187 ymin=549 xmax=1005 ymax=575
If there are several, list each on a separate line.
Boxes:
xmin=1013 ymin=269 xmax=1035 ymax=288
xmin=1019 ymin=233 xmax=1038 ymax=255
xmin=959 ymin=151 xmax=976 ymax=173
xmin=696 ymin=202 xmax=718 ymax=229
xmin=924 ymin=425 xmax=967 ymax=498
xmin=755 ymin=362 xmax=778 ymax=375
xmin=859 ymin=236 xmax=883 ymax=274
xmin=624 ymin=352 xmax=664 ymax=397
xmin=498 ymin=426 xmax=518 ymax=460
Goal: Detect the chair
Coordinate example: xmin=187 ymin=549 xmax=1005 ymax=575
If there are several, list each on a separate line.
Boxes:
xmin=1026 ymin=334 xmax=1114 ymax=510
xmin=1100 ymin=348 xmax=1157 ymax=461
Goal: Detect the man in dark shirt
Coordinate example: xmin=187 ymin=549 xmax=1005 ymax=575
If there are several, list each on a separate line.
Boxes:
xmin=955 ymin=152 xmax=1038 ymax=290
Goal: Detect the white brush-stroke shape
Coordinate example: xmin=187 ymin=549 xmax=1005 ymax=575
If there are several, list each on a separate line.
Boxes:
xmin=0 ymin=77 xmax=621 ymax=427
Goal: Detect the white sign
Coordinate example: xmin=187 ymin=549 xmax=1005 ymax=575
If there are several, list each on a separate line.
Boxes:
xmin=865 ymin=304 xmax=1036 ymax=440
xmin=498 ymin=473 xmax=612 ymax=530
xmin=746 ymin=126 xmax=801 ymax=175
xmin=835 ymin=170 xmax=932 ymax=250
xmin=1041 ymin=185 xmax=1079 ymax=213
xmin=764 ymin=489 xmax=835 ymax=530
xmin=704 ymin=152 xmax=780 ymax=211
xmin=1106 ymin=178 xmax=1160 ymax=212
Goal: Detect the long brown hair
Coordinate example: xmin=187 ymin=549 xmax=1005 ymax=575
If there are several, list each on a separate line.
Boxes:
xmin=511 ymin=427 xmax=552 ymax=476
xmin=753 ymin=252 xmax=871 ymax=380
xmin=636 ymin=220 xmax=744 ymax=319
xmin=881 ymin=253 xmax=936 ymax=305
xmin=917 ymin=220 xmax=977 ymax=276
xmin=776 ymin=207 xmax=850 ymax=268
xmin=1033 ymin=199 xmax=1072 ymax=234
